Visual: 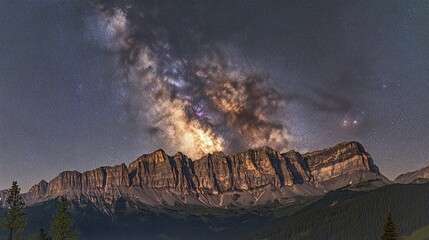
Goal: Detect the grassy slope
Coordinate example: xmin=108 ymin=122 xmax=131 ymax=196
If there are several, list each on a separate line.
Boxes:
xmin=407 ymin=225 xmax=429 ymax=240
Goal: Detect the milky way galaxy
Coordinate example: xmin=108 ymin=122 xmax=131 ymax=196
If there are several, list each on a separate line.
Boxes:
xmin=92 ymin=2 xmax=291 ymax=158
xmin=2 ymin=0 xmax=429 ymax=190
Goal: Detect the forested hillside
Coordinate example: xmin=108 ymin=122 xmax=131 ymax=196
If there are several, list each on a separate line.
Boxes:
xmin=1 ymin=183 xmax=428 ymax=240
xmin=243 ymin=183 xmax=429 ymax=240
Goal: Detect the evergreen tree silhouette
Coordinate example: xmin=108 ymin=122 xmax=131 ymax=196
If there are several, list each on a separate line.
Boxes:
xmin=49 ymin=196 xmax=78 ymax=240
xmin=380 ymin=210 xmax=398 ymax=240
xmin=1 ymin=181 xmax=26 ymax=240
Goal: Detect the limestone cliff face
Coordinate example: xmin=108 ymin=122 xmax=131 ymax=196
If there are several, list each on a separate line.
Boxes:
xmin=23 ymin=141 xmax=386 ymax=210
xmin=302 ymin=142 xmax=379 ymax=182
xmin=193 ymin=147 xmax=295 ymax=193
xmin=282 ymin=150 xmax=312 ymax=184
xmin=47 ymin=171 xmax=82 ymax=194
xmin=193 ymin=152 xmax=231 ymax=193
xmin=128 ymin=150 xmax=192 ymax=190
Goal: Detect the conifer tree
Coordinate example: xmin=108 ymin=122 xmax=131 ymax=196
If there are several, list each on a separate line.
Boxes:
xmin=29 ymin=228 xmax=50 ymax=240
xmin=1 ymin=181 xmax=26 ymax=240
xmin=380 ymin=210 xmax=398 ymax=240
xmin=49 ymin=196 xmax=78 ymax=240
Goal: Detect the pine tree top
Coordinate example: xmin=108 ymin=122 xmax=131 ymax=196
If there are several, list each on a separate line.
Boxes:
xmin=380 ymin=210 xmax=398 ymax=240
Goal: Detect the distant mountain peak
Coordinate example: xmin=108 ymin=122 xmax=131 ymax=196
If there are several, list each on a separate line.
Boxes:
xmin=394 ymin=165 xmax=429 ymax=184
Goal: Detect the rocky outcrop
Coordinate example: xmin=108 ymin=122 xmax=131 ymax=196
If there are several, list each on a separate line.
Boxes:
xmin=302 ymin=142 xmax=379 ymax=182
xmin=22 ymin=141 xmax=387 ymax=212
xmin=0 ymin=189 xmax=9 ymax=207
xmin=128 ymin=150 xmax=192 ymax=190
xmin=193 ymin=147 xmax=295 ymax=194
xmin=394 ymin=165 xmax=429 ymax=184
xmin=25 ymin=180 xmax=48 ymax=204
xmin=48 ymin=171 xmax=82 ymax=194
xmin=282 ymin=150 xmax=312 ymax=184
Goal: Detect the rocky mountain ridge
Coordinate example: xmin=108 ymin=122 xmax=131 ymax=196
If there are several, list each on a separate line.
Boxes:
xmin=1 ymin=141 xmax=389 ymax=214
xmin=394 ymin=165 xmax=429 ymax=184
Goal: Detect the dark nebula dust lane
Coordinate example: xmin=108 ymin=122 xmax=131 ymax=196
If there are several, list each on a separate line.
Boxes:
xmin=90 ymin=1 xmax=292 ymax=158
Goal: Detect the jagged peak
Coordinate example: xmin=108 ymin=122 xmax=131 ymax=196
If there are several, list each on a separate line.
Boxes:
xmin=174 ymin=151 xmax=184 ymax=156
xmin=136 ymin=148 xmax=168 ymax=157
xmin=38 ymin=180 xmax=48 ymax=185
xmin=283 ymin=149 xmax=301 ymax=156
xmin=206 ymin=151 xmax=226 ymax=157
xmin=191 ymin=151 xmax=226 ymax=163
xmin=152 ymin=148 xmax=167 ymax=155
xmin=173 ymin=151 xmax=190 ymax=159
xmin=394 ymin=165 xmax=429 ymax=183
xmin=227 ymin=146 xmax=278 ymax=157
xmin=132 ymin=148 xmax=170 ymax=162
xmin=28 ymin=180 xmax=48 ymax=192
xmin=249 ymin=146 xmax=285 ymax=157
xmin=253 ymin=145 xmax=276 ymax=152
xmin=211 ymin=151 xmax=226 ymax=156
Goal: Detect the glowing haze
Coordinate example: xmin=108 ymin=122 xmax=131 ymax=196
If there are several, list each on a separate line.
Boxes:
xmin=91 ymin=3 xmax=291 ymax=158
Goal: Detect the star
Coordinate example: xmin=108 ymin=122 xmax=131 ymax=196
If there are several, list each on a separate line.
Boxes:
xmin=342 ymin=118 xmax=359 ymax=128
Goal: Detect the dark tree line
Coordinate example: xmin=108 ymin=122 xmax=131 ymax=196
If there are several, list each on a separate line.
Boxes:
xmin=242 ymin=183 xmax=429 ymax=240
xmin=1 ymin=181 xmax=78 ymax=240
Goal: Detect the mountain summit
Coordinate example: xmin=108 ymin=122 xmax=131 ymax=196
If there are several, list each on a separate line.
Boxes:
xmin=394 ymin=165 xmax=429 ymax=184
xmin=16 ymin=141 xmax=389 ymax=214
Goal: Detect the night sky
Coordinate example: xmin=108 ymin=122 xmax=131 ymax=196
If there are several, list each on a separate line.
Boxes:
xmin=1 ymin=0 xmax=428 ymax=191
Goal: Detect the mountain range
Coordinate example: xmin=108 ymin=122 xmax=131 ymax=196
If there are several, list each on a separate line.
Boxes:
xmin=1 ymin=141 xmax=429 ymax=240
xmin=2 ymin=141 xmax=388 ymax=212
